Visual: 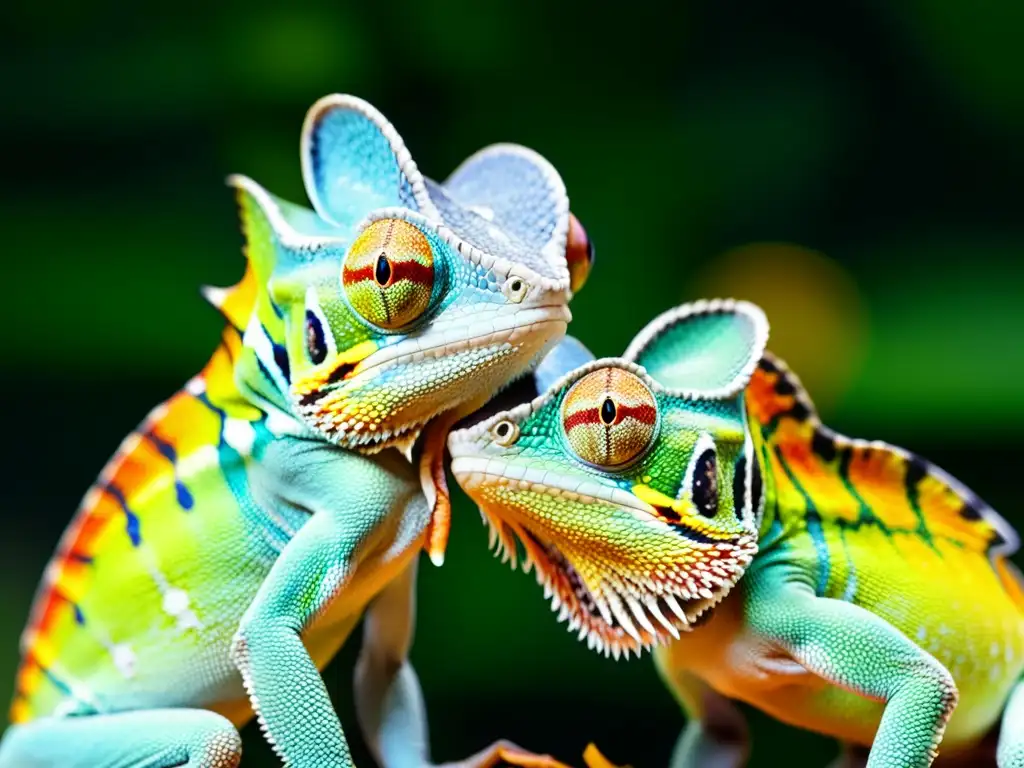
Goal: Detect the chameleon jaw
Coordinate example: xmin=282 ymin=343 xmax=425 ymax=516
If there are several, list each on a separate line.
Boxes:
xmin=477 ymin=507 xmax=720 ymax=658
xmin=452 ymin=457 xmax=752 ymax=658
xmin=292 ymin=304 xmax=570 ymax=452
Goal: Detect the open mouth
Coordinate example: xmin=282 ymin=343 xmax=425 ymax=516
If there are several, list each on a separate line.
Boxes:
xmin=476 ymin=507 xmax=725 ymax=658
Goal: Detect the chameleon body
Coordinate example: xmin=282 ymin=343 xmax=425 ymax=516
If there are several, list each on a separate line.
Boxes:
xmin=0 ymin=94 xmax=582 ymax=768
xmin=448 ymin=301 xmax=1024 ymax=767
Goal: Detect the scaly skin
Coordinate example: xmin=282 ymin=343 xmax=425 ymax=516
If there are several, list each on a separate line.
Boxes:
xmin=0 ymin=94 xmax=590 ymax=768
xmin=448 ymin=301 xmax=1024 ymax=768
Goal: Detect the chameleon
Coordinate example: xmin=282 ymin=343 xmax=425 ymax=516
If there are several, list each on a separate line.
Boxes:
xmin=0 ymin=93 xmax=597 ymax=768
xmin=446 ymin=300 xmax=1024 ymax=768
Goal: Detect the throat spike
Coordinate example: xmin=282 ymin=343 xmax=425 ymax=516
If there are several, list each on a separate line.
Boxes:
xmin=645 ymin=597 xmax=680 ymax=639
xmin=664 ymin=594 xmax=690 ymax=626
xmin=625 ymin=594 xmax=657 ymax=636
xmin=605 ymin=592 xmax=643 ymax=644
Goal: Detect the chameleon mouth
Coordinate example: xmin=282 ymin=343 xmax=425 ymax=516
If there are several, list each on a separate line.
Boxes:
xmin=476 ymin=508 xmax=723 ymax=658
xmin=293 ymin=305 xmax=569 ymax=451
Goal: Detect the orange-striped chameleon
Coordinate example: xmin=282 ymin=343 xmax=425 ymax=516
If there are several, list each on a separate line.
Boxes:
xmin=449 ymin=302 xmax=1024 ymax=767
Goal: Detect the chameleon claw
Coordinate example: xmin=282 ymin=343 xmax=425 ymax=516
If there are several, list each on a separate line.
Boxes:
xmin=582 ymin=743 xmax=630 ymax=768
xmin=452 ymin=739 xmax=574 ymax=768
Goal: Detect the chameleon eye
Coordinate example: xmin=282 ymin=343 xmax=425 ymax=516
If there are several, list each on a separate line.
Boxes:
xmin=561 ymin=368 xmax=657 ymax=467
xmin=491 ymin=419 xmax=520 ymax=446
xmin=566 ymin=213 xmax=594 ymax=294
xmin=342 ymin=218 xmax=435 ymax=330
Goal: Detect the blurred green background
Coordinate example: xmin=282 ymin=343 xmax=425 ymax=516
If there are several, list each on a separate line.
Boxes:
xmin=2 ymin=0 xmax=1023 ymax=765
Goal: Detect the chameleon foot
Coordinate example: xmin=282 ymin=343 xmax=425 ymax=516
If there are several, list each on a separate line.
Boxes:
xmin=444 ymin=739 xmax=574 ymax=768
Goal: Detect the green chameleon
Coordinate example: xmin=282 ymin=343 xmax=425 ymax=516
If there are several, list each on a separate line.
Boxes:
xmin=447 ymin=300 xmax=1024 ymax=767
xmin=0 ymin=94 xmax=595 ymax=768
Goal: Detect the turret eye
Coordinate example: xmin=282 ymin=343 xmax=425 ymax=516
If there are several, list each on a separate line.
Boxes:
xmin=692 ymin=449 xmax=718 ymax=518
xmin=305 ymin=310 xmax=327 ymax=364
xmin=342 ymin=218 xmax=435 ymax=330
xmin=561 ymin=368 xmax=657 ymax=467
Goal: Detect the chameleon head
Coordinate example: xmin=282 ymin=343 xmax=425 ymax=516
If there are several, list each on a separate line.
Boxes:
xmin=225 ymin=95 xmax=581 ymax=453
xmin=448 ymin=300 xmax=770 ymax=656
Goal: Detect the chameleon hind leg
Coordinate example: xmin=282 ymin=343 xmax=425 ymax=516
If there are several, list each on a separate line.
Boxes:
xmin=0 ymin=709 xmax=241 ymax=767
xmin=998 ymin=677 xmax=1024 ymax=767
xmin=652 ymin=649 xmax=749 ymax=768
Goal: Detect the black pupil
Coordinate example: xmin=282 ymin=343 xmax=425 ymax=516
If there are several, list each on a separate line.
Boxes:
xmin=600 ymin=398 xmax=616 ymax=425
xmin=732 ymin=456 xmax=748 ymax=520
xmin=375 ymin=254 xmax=392 ymax=285
xmin=511 ymin=280 xmax=522 ymax=291
xmin=692 ymin=449 xmax=718 ymax=518
xmin=496 ymin=422 xmax=509 ymax=437
xmin=586 ymin=239 xmax=595 ymax=266
xmin=305 ymin=310 xmax=327 ymax=364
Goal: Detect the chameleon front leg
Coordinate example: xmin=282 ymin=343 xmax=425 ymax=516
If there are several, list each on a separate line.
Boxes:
xmin=232 ymin=509 xmax=360 ymax=766
xmin=355 ymin=558 xmax=570 ymax=768
xmin=235 ymin=439 xmax=421 ymax=768
xmin=746 ymin=578 xmax=959 ymax=768
xmin=653 ymin=649 xmax=749 ymax=768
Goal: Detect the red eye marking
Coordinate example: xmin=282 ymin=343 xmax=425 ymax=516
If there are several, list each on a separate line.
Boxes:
xmin=563 ymin=403 xmax=657 ymax=432
xmin=342 ymin=259 xmax=434 ymax=287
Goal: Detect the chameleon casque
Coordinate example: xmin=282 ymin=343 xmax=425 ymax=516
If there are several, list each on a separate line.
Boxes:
xmin=0 ymin=94 xmax=596 ymax=767
xmin=447 ymin=300 xmax=1024 ymax=767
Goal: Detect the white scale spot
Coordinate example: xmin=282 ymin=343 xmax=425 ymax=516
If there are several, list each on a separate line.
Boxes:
xmin=185 ymin=377 xmax=206 ymax=396
xmin=163 ymin=588 xmax=202 ymax=631
xmin=163 ymin=588 xmax=189 ymax=616
xmin=111 ymin=643 xmax=137 ymax=679
xmin=916 ymin=626 xmax=927 ymax=642
xmin=223 ymin=418 xmax=256 ymax=455
xmin=146 ymin=403 xmax=169 ymax=423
